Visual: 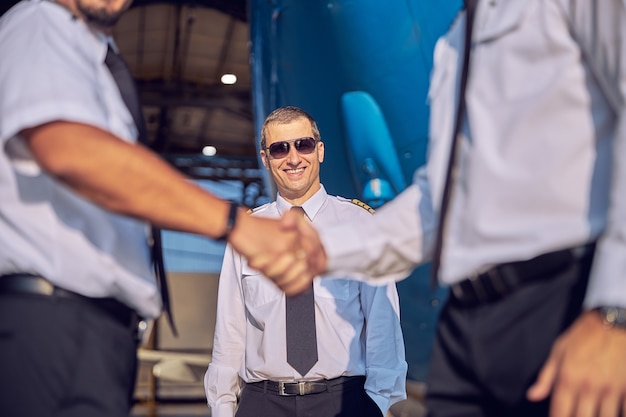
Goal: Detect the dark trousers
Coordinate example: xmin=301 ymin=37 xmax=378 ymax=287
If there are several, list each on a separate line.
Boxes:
xmin=0 ymin=293 xmax=139 ymax=417
xmin=425 ymin=251 xmax=593 ymax=417
xmin=235 ymin=378 xmax=383 ymax=417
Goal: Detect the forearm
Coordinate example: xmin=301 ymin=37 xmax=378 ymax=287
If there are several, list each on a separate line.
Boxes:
xmin=586 ymin=111 xmax=626 ymax=309
xmin=572 ymin=0 xmax=626 ymax=309
xmin=23 ymin=121 xmax=232 ymax=238
xmin=320 ymin=183 xmax=434 ymax=282
xmin=361 ymin=283 xmax=407 ymax=414
xmin=206 ymin=250 xmax=245 ymax=417
xmin=204 ymin=363 xmax=240 ymax=417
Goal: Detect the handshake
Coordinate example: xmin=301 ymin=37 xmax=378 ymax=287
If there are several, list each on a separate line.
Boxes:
xmin=228 ymin=208 xmax=327 ymax=295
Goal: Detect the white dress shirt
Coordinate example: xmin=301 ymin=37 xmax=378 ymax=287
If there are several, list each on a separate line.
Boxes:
xmin=0 ymin=0 xmax=160 ymax=318
xmin=204 ymin=185 xmax=407 ymax=417
xmin=319 ymin=0 xmax=626 ymax=309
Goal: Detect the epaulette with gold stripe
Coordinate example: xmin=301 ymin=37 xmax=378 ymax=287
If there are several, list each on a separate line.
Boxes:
xmin=350 ymin=198 xmax=375 ymax=214
xmin=247 ymin=202 xmax=271 ymax=215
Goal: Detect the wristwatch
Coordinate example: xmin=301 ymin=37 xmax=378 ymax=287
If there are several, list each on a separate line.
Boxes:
xmin=595 ymin=306 xmax=626 ymax=329
xmin=217 ymin=201 xmax=240 ymax=241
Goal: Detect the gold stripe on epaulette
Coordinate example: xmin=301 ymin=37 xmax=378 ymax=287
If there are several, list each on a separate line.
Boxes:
xmin=351 ymin=198 xmax=375 ymax=214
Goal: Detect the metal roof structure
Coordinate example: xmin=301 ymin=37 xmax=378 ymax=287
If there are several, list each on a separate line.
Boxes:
xmin=1 ymin=0 xmax=262 ymax=187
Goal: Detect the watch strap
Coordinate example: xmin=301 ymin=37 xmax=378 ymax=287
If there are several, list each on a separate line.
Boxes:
xmin=218 ymin=201 xmax=239 ymax=241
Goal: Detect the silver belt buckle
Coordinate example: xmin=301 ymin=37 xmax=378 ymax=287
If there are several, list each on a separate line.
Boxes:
xmin=277 ymin=381 xmax=306 ymax=396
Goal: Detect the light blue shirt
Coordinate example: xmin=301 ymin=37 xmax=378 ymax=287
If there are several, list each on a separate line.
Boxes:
xmin=0 ymin=0 xmax=160 ymax=318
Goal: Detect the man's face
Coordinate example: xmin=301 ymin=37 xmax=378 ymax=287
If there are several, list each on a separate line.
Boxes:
xmin=261 ymin=117 xmax=324 ymax=204
xmin=71 ymin=0 xmax=133 ymax=28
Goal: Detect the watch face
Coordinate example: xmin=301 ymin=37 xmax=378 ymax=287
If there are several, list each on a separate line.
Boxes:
xmin=599 ymin=307 xmax=626 ymax=328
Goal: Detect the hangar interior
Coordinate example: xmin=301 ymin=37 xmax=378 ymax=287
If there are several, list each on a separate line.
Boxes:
xmin=0 ymin=1 xmax=427 ymax=416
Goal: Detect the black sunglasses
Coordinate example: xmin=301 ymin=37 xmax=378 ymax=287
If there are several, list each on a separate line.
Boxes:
xmin=264 ymin=137 xmax=318 ymax=159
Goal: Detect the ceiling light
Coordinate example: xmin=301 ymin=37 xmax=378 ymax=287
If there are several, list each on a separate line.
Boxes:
xmin=220 ymin=74 xmax=237 ymax=85
xmin=202 ymin=146 xmax=217 ymax=156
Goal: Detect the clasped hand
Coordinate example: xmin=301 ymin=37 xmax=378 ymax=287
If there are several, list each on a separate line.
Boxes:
xmin=233 ymin=209 xmax=326 ymax=295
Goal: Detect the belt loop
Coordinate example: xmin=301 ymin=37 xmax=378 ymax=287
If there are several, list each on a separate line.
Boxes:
xmin=573 ymin=241 xmax=596 ymax=259
xmin=470 ymin=275 xmax=488 ymax=303
xmin=263 ymin=380 xmax=268 ymax=394
xmin=487 ymin=267 xmax=508 ymax=296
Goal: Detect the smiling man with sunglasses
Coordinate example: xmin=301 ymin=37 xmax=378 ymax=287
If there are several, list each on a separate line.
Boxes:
xmin=204 ymin=106 xmax=407 ymax=417
xmin=261 ymin=134 xmax=320 ymax=205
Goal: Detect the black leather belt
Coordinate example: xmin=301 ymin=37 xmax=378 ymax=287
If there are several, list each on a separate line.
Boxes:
xmin=450 ymin=242 xmax=596 ymax=308
xmin=248 ymin=376 xmax=365 ymax=396
xmin=0 ymin=273 xmax=141 ymax=329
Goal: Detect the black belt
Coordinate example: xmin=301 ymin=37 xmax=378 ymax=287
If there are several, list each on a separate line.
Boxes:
xmin=450 ymin=242 xmax=596 ymax=308
xmin=247 ymin=376 xmax=365 ymax=396
xmin=0 ymin=273 xmax=141 ymax=329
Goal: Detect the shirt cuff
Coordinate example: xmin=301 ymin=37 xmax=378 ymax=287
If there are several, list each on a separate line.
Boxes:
xmin=211 ymin=402 xmax=236 ymax=417
xmin=366 ymin=391 xmax=390 ymax=416
xmin=585 ymin=237 xmax=626 ymax=308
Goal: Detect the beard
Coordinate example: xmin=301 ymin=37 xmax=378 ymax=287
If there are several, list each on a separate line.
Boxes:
xmin=76 ymin=0 xmax=131 ymax=28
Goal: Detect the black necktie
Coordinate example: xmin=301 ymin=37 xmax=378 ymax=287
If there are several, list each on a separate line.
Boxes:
xmin=104 ymin=45 xmax=148 ymax=143
xmin=104 ymin=45 xmax=177 ymax=336
xmin=430 ymin=0 xmax=478 ymax=287
xmin=285 ymin=206 xmax=318 ymax=376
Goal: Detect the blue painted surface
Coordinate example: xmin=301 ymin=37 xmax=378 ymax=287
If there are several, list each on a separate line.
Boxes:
xmin=162 ymin=180 xmax=245 ymax=274
xmin=249 ymin=0 xmax=461 ymax=381
xmin=341 ymin=91 xmax=406 ymax=195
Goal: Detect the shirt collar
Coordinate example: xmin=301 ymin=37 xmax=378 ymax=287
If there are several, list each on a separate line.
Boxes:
xmin=276 ymin=184 xmax=328 ymax=221
xmin=44 ymin=0 xmax=111 ymax=61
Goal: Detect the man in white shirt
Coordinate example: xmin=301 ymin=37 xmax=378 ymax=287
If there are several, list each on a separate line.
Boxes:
xmin=0 ymin=2 xmax=312 ymax=416
xmin=204 ymin=106 xmax=407 ymax=417
xmin=248 ymin=2 xmax=626 ymax=417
